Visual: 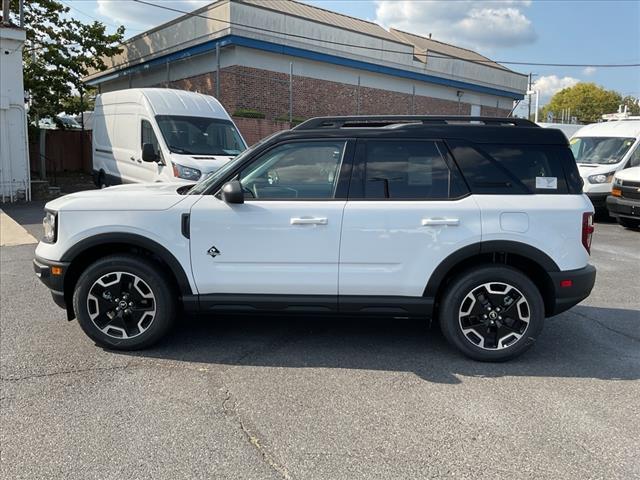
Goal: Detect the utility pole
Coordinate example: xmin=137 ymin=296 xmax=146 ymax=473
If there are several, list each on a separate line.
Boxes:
xmin=527 ymin=73 xmax=538 ymax=121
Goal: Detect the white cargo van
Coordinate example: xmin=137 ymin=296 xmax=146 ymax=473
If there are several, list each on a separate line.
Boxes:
xmin=570 ymin=119 xmax=640 ymax=211
xmin=92 ymin=88 xmax=246 ymax=186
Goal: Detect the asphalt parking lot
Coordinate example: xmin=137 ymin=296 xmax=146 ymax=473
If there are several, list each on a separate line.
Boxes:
xmin=1 ymin=202 xmax=639 ymax=480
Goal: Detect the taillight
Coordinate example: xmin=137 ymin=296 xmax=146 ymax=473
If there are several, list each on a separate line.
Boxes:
xmin=582 ymin=212 xmax=594 ymax=254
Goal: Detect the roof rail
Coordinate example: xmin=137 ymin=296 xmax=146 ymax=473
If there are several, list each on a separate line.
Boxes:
xmin=294 ymin=115 xmax=539 ymax=130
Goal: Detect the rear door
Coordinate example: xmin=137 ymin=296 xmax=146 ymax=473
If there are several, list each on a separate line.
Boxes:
xmin=339 ymin=139 xmax=482 ymax=299
xmin=189 ymin=139 xmax=354 ymax=298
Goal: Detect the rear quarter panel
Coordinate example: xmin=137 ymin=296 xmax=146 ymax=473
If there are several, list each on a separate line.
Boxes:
xmin=474 ymin=194 xmax=593 ymax=271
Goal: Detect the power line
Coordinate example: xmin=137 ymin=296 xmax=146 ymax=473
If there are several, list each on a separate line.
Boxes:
xmin=132 ymin=0 xmax=640 ymax=69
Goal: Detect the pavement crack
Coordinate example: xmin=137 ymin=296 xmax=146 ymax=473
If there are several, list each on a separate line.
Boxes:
xmin=0 ymin=363 xmax=135 ymax=382
xmin=221 ymin=385 xmax=293 ymax=480
xmin=571 ymin=310 xmax=640 ymax=343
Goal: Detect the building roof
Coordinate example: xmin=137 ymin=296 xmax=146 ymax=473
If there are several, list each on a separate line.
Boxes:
xmin=390 ymin=28 xmax=511 ymax=72
xmin=238 ymin=0 xmax=405 ymax=44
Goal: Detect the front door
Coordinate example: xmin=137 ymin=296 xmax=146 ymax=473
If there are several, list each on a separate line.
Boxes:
xmin=190 ymin=139 xmax=353 ymax=297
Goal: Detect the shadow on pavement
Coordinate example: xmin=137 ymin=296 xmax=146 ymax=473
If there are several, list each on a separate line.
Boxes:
xmin=117 ymin=305 xmax=640 ymax=384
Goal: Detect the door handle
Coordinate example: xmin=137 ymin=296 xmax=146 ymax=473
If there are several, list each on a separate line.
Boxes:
xmin=290 ymin=217 xmax=328 ymax=225
xmin=422 ymin=217 xmax=460 ymax=226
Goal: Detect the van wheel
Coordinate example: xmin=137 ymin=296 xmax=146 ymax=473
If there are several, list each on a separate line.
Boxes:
xmin=72 ymin=254 xmax=176 ymax=350
xmin=617 ymin=217 xmax=640 ymax=230
xmin=439 ymin=265 xmax=544 ymax=362
xmin=96 ymin=171 xmax=108 ymax=189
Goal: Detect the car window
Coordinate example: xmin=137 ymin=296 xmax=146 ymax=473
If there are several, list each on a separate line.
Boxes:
xmin=627 ymin=145 xmax=640 ymax=168
xmin=239 ymin=141 xmax=346 ymax=200
xmin=481 ymin=145 xmax=569 ymax=194
xmin=141 ymin=120 xmax=160 ymax=152
xmin=362 ymin=141 xmax=463 ymax=199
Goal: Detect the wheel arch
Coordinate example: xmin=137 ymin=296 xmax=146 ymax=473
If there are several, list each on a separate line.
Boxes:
xmin=61 ymin=233 xmax=193 ymax=319
xmin=425 ymin=241 xmax=559 ymax=316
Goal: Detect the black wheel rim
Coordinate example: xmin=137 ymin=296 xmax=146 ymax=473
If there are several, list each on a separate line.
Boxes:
xmin=86 ymin=271 xmax=156 ymax=339
xmin=458 ymin=282 xmax=531 ymax=350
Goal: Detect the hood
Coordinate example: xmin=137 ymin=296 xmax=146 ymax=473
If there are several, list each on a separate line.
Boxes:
xmin=577 ymin=163 xmax=619 ymax=178
xmin=45 ymin=182 xmax=192 ymax=212
xmin=170 ymin=153 xmax=235 ymax=174
xmin=615 ymin=166 xmax=640 ymax=182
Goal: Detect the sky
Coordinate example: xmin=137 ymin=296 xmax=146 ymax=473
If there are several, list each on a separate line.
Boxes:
xmin=63 ymin=0 xmax=640 ymax=113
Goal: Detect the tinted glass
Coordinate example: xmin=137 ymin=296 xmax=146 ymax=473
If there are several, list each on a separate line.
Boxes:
xmin=141 ymin=120 xmax=160 ymax=152
xmin=155 ymin=115 xmax=246 ymax=156
xmin=482 ymin=145 xmax=568 ymax=194
xmin=627 ymin=146 xmax=640 ymax=168
xmin=363 ymin=141 xmax=459 ymax=199
xmin=239 ymin=141 xmax=346 ymax=200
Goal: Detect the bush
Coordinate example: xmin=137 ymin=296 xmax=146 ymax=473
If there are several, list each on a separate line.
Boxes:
xmin=233 ymin=108 xmax=265 ymax=119
xmin=275 ymin=115 xmax=306 ymax=125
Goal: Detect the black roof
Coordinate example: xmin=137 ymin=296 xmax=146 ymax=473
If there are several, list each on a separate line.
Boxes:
xmin=273 ymin=116 xmax=568 ymax=145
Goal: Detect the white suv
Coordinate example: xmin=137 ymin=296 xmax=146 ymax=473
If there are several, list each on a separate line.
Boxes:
xmin=34 ymin=116 xmax=597 ymax=361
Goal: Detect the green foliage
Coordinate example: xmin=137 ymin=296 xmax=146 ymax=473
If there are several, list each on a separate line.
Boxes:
xmin=11 ymin=0 xmax=124 ymax=121
xmin=61 ymin=91 xmax=96 ymax=116
xmin=541 ymin=83 xmax=622 ymax=123
xmin=275 ymin=114 xmax=306 ymax=125
xmin=621 ymin=96 xmax=640 ymax=116
xmin=233 ymin=108 xmax=266 ymax=119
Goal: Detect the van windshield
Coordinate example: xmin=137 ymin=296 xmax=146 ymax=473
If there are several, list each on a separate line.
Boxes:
xmin=155 ymin=115 xmax=246 ymax=156
xmin=570 ymin=136 xmax=636 ymax=165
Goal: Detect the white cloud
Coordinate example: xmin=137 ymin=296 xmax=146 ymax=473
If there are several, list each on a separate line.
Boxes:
xmin=96 ymin=0 xmax=210 ymax=32
xmin=533 ymin=75 xmax=580 ymax=102
xmin=375 ymin=0 xmax=537 ymax=50
xmin=582 ymin=66 xmax=597 ymax=76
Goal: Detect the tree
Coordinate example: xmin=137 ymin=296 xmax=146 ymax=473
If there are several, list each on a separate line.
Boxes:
xmin=9 ymin=0 xmax=124 ymax=123
xmin=541 ymin=83 xmax=622 ymax=123
xmin=621 ymin=96 xmax=640 ymax=116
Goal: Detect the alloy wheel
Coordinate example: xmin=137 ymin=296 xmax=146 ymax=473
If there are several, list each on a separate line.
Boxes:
xmin=86 ymin=271 xmax=156 ymax=339
xmin=458 ymin=282 xmax=531 ymax=350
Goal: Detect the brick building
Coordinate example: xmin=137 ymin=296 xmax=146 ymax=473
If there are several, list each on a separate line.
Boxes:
xmin=85 ymin=0 xmax=528 ymax=144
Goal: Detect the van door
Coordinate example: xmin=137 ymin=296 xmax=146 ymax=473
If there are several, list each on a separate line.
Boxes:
xmin=137 ymin=118 xmax=169 ymax=182
xmin=338 ymin=139 xmax=482 ymax=304
xmin=111 ymin=110 xmax=139 ymax=183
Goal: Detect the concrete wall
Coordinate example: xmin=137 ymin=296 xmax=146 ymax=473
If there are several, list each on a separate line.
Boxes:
xmin=0 ymin=27 xmax=30 ymax=202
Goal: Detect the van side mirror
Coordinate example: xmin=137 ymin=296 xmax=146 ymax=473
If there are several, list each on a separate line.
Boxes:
xmin=142 ymin=143 xmax=158 ymax=162
xmin=221 ymin=180 xmax=244 ymax=204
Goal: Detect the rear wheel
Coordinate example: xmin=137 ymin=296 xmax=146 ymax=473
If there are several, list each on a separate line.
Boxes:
xmin=617 ymin=217 xmax=640 ymax=230
xmin=95 ymin=170 xmax=108 ymax=189
xmin=73 ymin=254 xmax=176 ymax=350
xmin=439 ymin=265 xmax=545 ymax=362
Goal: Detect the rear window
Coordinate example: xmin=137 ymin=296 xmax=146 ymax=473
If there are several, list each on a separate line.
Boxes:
xmin=448 ymin=141 xmax=570 ymax=194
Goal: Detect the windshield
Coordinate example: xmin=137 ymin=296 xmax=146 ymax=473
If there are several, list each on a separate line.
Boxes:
xmin=188 ymin=131 xmax=284 ymax=195
xmin=155 ymin=115 xmax=246 ymax=156
xmin=570 ymin=136 xmax=636 ymax=165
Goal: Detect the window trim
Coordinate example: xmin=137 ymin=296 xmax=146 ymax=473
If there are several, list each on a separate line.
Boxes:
xmin=212 ymin=138 xmax=356 ymax=201
xmin=348 ymin=138 xmax=470 ymax=202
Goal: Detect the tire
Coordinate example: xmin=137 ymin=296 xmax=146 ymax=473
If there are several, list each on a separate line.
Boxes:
xmin=439 ymin=265 xmax=545 ymax=362
xmin=95 ymin=170 xmax=108 ymax=189
xmin=73 ymin=254 xmax=176 ymax=350
xmin=617 ymin=217 xmax=640 ymax=230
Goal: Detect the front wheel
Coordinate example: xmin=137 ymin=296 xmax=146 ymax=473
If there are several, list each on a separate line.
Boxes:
xmin=439 ymin=266 xmax=545 ymax=362
xmin=73 ymin=254 xmax=176 ymax=350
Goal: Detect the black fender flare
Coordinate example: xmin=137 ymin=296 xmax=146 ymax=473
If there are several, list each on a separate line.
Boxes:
xmin=424 ymin=240 xmax=559 ymax=298
xmin=61 ymin=232 xmax=193 ymax=295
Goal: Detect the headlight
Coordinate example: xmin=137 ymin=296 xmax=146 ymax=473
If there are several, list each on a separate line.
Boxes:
xmin=613 ymin=177 xmax=623 ymax=187
xmin=587 ymin=173 xmax=614 ymax=184
xmin=172 ymin=163 xmax=201 ymax=181
xmin=42 ymin=211 xmax=57 ymax=243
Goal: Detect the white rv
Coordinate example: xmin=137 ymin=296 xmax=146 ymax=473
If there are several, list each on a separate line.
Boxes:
xmin=570 ymin=119 xmax=640 ymax=211
xmin=92 ymin=89 xmax=246 ymax=186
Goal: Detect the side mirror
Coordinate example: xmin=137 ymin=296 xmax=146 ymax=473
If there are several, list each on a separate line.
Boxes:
xmin=142 ymin=143 xmax=158 ymax=162
xmin=221 ymin=180 xmax=244 ymax=204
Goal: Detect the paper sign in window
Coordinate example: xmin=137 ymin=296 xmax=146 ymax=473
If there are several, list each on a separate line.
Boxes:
xmin=536 ymin=177 xmax=558 ymax=189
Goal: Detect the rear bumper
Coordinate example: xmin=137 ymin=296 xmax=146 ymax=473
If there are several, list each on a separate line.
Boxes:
xmin=548 ymin=264 xmax=596 ymax=316
xmin=606 ymin=195 xmax=640 ymax=219
xmin=33 ymin=256 xmax=69 ymax=310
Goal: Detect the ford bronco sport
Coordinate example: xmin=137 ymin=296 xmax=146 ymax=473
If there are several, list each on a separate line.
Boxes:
xmin=34 ymin=116 xmax=596 ymax=361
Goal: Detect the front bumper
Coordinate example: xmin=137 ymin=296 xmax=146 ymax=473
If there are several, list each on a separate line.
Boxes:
xmin=548 ymin=264 xmax=596 ymax=316
xmin=606 ymin=195 xmax=640 ymax=219
xmin=33 ymin=256 xmax=70 ymax=311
